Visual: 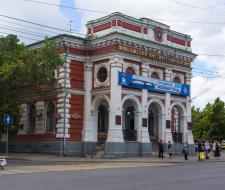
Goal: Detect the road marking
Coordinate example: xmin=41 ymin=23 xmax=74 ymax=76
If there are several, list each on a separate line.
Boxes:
xmin=0 ymin=163 xmax=173 ymax=175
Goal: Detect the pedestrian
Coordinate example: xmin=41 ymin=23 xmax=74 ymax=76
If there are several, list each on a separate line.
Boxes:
xmin=198 ymin=141 xmax=203 ymax=161
xmin=212 ymin=141 xmax=216 ymax=158
xmin=215 ymin=143 xmax=221 ymax=159
xmin=205 ymin=141 xmax=210 ymax=159
xmin=183 ymin=141 xmax=189 ymax=160
xmin=158 ymin=140 xmax=164 ymax=159
xmin=168 ymin=141 xmax=172 ymax=159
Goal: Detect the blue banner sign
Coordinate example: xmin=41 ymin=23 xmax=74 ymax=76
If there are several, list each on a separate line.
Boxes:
xmin=118 ymin=72 xmax=190 ymax=96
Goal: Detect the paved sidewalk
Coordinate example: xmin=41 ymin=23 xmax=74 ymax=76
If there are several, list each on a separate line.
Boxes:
xmin=1 ymin=152 xmax=225 ymax=164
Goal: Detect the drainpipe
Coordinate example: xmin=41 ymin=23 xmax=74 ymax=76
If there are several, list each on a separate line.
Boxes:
xmin=61 ymin=37 xmax=69 ymax=156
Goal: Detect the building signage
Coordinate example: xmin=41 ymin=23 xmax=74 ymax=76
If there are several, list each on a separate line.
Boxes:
xmin=118 ymin=72 xmax=190 ymax=96
xmin=117 ymin=44 xmax=190 ymax=66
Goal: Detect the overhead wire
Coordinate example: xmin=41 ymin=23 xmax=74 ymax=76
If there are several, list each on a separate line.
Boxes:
xmin=0 ymin=14 xmax=85 ymax=36
xmin=0 ymin=24 xmax=50 ymax=37
xmin=0 ymin=31 xmax=40 ymax=41
xmin=25 ymin=0 xmax=225 ymax=25
xmin=0 ymin=19 xmax=60 ymax=35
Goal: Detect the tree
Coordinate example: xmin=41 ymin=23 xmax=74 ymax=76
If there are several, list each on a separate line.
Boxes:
xmin=0 ymin=35 xmax=63 ymax=135
xmin=208 ymin=98 xmax=225 ymax=141
xmin=192 ymin=98 xmax=225 ymax=142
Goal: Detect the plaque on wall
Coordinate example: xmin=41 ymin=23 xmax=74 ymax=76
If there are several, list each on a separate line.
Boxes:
xmin=115 ymin=115 xmax=121 ymax=125
xmin=142 ymin=118 xmax=147 ymax=127
xmin=166 ymin=120 xmax=170 ymax=129
xmin=188 ymin=122 xmax=192 ymax=130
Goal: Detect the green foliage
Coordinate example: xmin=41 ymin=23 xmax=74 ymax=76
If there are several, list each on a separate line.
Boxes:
xmin=0 ymin=35 xmax=63 ymax=135
xmin=192 ymin=98 xmax=225 ymax=142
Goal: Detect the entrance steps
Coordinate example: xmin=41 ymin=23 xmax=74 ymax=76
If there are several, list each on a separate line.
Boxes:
xmin=84 ymin=143 xmax=105 ymax=158
xmin=94 ymin=143 xmax=105 ymax=158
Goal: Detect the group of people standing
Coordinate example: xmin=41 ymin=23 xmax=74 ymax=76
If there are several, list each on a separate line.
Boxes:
xmin=158 ymin=140 xmax=221 ymax=160
xmin=197 ymin=141 xmax=221 ymax=160
xmin=158 ymin=140 xmax=189 ymax=160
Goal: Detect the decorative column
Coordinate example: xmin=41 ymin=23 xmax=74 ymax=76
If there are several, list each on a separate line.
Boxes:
xmin=56 ymin=57 xmax=71 ymax=155
xmin=140 ymin=63 xmax=150 ymax=143
xmin=138 ymin=63 xmax=151 ymax=156
xmin=164 ymin=68 xmax=173 ymax=144
xmin=82 ymin=63 xmax=96 ymax=148
xmin=56 ymin=58 xmax=71 ymax=140
xmin=106 ymin=57 xmax=124 ymax=143
xmin=104 ymin=57 xmax=124 ymax=157
xmin=186 ymin=72 xmax=194 ymax=144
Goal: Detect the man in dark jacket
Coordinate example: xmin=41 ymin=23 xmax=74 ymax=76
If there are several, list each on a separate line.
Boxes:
xmin=158 ymin=140 xmax=164 ymax=159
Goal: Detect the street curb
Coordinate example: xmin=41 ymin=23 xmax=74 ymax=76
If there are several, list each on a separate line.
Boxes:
xmin=7 ymin=157 xmax=225 ymax=164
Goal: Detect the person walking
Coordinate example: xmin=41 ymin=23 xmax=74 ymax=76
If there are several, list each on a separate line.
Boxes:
xmin=212 ymin=141 xmax=216 ymax=158
xmin=158 ymin=140 xmax=164 ymax=159
xmin=215 ymin=143 xmax=221 ymax=159
xmin=183 ymin=141 xmax=189 ymax=160
xmin=205 ymin=141 xmax=210 ymax=159
xmin=168 ymin=141 xmax=172 ymax=159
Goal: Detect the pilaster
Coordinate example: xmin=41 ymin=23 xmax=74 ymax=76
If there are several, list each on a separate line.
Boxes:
xmin=56 ymin=58 xmax=71 ymax=139
xmin=82 ymin=63 xmax=95 ymax=142
xmin=106 ymin=57 xmax=124 ymax=142
xmin=164 ymin=68 xmax=173 ymax=143
xmin=140 ymin=63 xmax=150 ymax=143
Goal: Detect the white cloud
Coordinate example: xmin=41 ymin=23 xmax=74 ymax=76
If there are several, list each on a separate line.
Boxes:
xmin=2 ymin=0 xmax=225 ymax=108
xmin=0 ymin=0 xmax=70 ymax=43
xmin=75 ymin=0 xmax=225 ymax=108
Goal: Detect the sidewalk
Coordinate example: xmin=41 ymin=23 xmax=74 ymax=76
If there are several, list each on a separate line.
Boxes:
xmin=2 ymin=152 xmax=225 ymax=164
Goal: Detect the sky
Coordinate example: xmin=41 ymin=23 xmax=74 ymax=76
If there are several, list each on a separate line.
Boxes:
xmin=1 ymin=0 xmax=225 ymax=109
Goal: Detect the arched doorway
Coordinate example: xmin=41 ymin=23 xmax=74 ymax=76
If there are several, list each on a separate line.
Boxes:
xmin=148 ymin=103 xmax=160 ymax=143
xmin=171 ymin=106 xmax=183 ymax=143
xmin=122 ymin=99 xmax=138 ymax=141
xmin=97 ymin=103 xmax=109 ymax=143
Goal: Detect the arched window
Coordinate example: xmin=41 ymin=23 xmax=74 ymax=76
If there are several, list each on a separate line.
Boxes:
xmin=98 ymin=105 xmax=108 ymax=133
xmin=173 ymin=77 xmax=181 ymax=83
xmin=28 ymin=104 xmax=36 ymax=134
xmin=126 ymin=67 xmax=135 ymax=75
xmin=97 ymin=67 xmax=108 ymax=82
xmin=151 ymin=72 xmax=159 ymax=79
xmin=45 ymin=102 xmax=55 ymax=133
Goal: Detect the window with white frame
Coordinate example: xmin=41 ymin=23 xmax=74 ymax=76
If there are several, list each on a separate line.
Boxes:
xmin=45 ymin=101 xmax=55 ymax=133
xmin=27 ymin=104 xmax=36 ymax=134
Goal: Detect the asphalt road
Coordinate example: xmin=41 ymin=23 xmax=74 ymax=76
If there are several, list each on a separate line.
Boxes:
xmin=0 ymin=162 xmax=225 ymax=190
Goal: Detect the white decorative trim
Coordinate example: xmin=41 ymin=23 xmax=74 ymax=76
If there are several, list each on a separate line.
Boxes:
xmin=123 ymin=61 xmax=139 ymax=75
xmin=94 ymin=62 xmax=110 ymax=88
xmin=121 ymin=94 xmax=142 ymax=112
xmin=147 ymin=98 xmax=165 ymax=114
xmin=170 ymin=101 xmax=187 ymax=117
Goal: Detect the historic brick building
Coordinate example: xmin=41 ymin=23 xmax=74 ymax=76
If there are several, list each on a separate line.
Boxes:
xmin=8 ymin=12 xmax=197 ymax=157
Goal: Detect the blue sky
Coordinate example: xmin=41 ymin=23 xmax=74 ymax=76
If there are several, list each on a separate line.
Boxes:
xmin=59 ymin=0 xmax=82 ymax=34
xmin=2 ymin=0 xmax=225 ymax=108
xmin=56 ymin=0 xmax=225 ymax=109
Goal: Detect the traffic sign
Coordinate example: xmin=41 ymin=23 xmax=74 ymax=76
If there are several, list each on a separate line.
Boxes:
xmin=3 ymin=114 xmax=13 ymax=125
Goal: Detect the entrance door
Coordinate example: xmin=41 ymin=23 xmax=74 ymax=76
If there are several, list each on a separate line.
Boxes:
xmin=148 ymin=105 xmax=159 ymax=143
xmin=124 ymin=106 xmax=137 ymax=141
xmin=97 ymin=105 xmax=108 ymax=142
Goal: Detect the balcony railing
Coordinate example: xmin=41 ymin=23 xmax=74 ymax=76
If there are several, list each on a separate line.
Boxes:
xmin=123 ymin=129 xmax=137 ymax=141
xmin=172 ymin=132 xmax=183 ymax=143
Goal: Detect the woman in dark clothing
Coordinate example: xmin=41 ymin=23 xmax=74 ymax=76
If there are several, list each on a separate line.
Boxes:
xmin=183 ymin=141 xmax=189 ymax=160
xmin=168 ymin=141 xmax=172 ymax=159
xmin=215 ymin=143 xmax=221 ymax=159
xmin=158 ymin=140 xmax=164 ymax=159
